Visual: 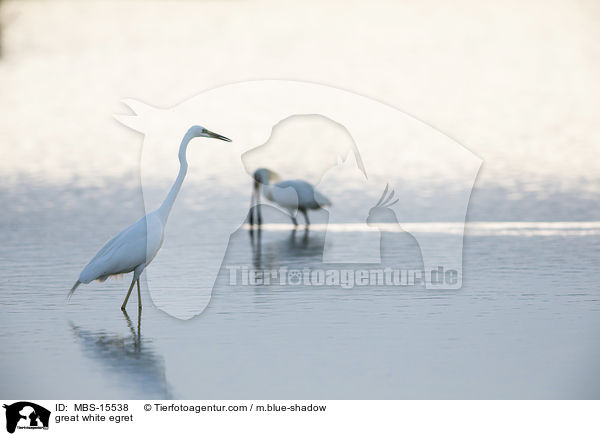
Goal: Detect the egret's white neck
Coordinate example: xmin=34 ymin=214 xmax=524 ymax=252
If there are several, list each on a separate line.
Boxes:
xmin=156 ymin=130 xmax=195 ymax=222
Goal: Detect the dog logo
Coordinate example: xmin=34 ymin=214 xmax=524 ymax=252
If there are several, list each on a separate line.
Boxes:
xmin=3 ymin=402 xmax=50 ymax=434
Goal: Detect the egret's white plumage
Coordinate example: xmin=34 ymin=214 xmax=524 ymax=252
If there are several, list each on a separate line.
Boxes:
xmin=69 ymin=125 xmax=231 ymax=309
xmin=249 ymin=168 xmax=331 ymax=227
xmin=75 ymin=212 xmax=164 ymax=284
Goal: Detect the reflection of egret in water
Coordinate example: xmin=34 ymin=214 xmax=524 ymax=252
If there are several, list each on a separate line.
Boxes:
xmin=250 ymin=223 xmax=325 ymax=271
xmin=70 ymin=310 xmax=171 ymax=398
xmin=249 ymin=227 xmax=262 ymax=269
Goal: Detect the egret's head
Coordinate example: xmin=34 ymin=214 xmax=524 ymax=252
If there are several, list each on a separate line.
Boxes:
xmin=187 ymin=125 xmax=232 ymax=142
xmin=253 ymin=168 xmax=279 ymax=186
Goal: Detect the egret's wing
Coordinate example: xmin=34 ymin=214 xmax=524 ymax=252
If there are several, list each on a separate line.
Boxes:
xmin=266 ymin=183 xmax=300 ymax=211
xmin=78 ymin=217 xmax=150 ymax=283
xmin=276 ymin=180 xmax=330 ymax=209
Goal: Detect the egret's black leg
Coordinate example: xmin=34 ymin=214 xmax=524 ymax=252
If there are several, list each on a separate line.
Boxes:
xmin=291 ymin=215 xmax=298 ymax=227
xmin=301 ymin=209 xmax=310 ymax=227
xmin=136 ymin=278 xmax=142 ymax=310
xmin=121 ymin=277 xmax=136 ymax=311
xmin=257 ymin=202 xmax=262 ymax=226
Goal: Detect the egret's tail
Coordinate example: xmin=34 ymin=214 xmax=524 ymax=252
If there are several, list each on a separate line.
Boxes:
xmin=67 ymin=281 xmax=81 ymax=301
xmin=314 ymin=189 xmax=332 ymax=208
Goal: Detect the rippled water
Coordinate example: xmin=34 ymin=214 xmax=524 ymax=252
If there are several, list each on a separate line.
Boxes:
xmin=1 ymin=0 xmax=599 ymax=399
xmin=1 ymin=183 xmax=599 ymax=399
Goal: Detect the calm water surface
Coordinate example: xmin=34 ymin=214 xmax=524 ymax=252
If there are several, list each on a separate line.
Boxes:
xmin=1 ymin=184 xmax=599 ymax=399
xmin=1 ymin=0 xmax=599 ymax=399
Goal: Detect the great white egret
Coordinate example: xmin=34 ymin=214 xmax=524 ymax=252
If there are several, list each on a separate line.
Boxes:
xmin=68 ymin=125 xmax=231 ymax=310
xmin=248 ymin=168 xmax=331 ymax=227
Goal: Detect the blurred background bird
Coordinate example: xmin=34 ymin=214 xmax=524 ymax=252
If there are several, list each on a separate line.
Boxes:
xmin=248 ymin=168 xmax=331 ymax=228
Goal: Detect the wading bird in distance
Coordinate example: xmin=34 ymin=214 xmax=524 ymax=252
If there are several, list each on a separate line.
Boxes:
xmin=249 ymin=168 xmax=331 ymax=228
xmin=68 ymin=125 xmax=231 ymax=310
